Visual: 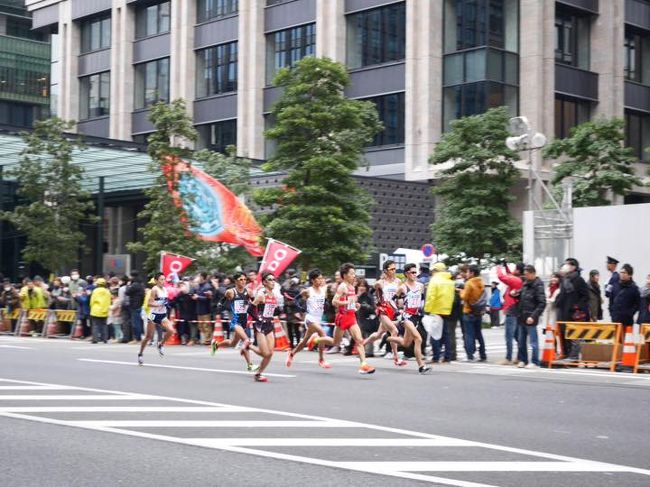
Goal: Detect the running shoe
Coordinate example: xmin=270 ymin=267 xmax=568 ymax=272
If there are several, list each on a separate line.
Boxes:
xmin=247 ymin=363 xmax=260 ymax=373
xmin=394 ymin=358 xmax=408 ymax=367
xmin=254 ymin=373 xmax=268 ymax=383
xmin=418 ymin=365 xmax=432 ymax=375
xmin=285 ymin=351 xmax=294 ymax=368
xmin=210 ymin=340 xmax=219 ymax=356
xmin=137 ymin=354 xmax=143 ymax=366
xmin=318 ymin=359 xmax=332 ymax=369
xmin=325 ymin=346 xmax=340 ymax=355
xmin=306 ymin=334 xmax=318 ymax=351
xmin=358 ymin=362 xmax=375 ymax=374
xmin=157 ymin=343 xmax=165 ymax=357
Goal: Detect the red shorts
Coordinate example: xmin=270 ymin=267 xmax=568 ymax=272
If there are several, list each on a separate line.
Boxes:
xmin=335 ymin=311 xmax=357 ymax=330
xmin=376 ymin=303 xmax=396 ymax=321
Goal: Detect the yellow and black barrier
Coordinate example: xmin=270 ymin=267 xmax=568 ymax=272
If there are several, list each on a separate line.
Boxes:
xmin=0 ymin=308 xmax=21 ymax=334
xmin=633 ymin=323 xmax=650 ymax=374
xmin=551 ymin=322 xmax=622 ymax=372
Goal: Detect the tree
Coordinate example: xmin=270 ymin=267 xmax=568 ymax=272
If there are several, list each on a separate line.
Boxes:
xmin=2 ymin=118 xmax=95 ymax=273
xmin=254 ymin=57 xmax=382 ymax=273
xmin=429 ymin=107 xmax=521 ymax=264
xmin=543 ymin=118 xmax=643 ymax=207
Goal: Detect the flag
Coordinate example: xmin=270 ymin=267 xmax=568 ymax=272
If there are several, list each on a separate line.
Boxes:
xmin=162 ymin=156 xmax=265 ymax=257
xmin=257 ymin=239 xmax=302 ymax=280
xmin=160 ymin=252 xmax=195 ymax=278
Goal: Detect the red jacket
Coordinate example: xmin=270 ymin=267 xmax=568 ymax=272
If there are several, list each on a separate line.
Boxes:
xmin=497 ymin=266 xmax=522 ymax=314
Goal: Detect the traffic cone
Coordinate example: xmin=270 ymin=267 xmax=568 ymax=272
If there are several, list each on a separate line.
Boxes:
xmin=541 ymin=325 xmax=556 ymax=365
xmin=45 ymin=311 xmax=59 ymax=338
xmin=18 ymin=311 xmax=32 ymax=336
xmin=621 ymin=326 xmax=637 ymax=367
xmin=212 ymin=319 xmax=225 ymax=345
xmin=72 ymin=319 xmax=84 ymax=339
xmin=273 ymin=317 xmax=291 ymax=351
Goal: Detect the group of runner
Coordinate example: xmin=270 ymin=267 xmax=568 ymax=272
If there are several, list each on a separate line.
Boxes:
xmin=139 ymin=261 xmax=431 ymax=382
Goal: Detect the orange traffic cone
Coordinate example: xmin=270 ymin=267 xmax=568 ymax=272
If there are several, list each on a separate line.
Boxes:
xmin=273 ymin=317 xmax=291 ymax=351
xmin=541 ymin=325 xmax=556 ymax=365
xmin=72 ymin=319 xmax=84 ymax=339
xmin=45 ymin=311 xmax=59 ymax=338
xmin=166 ymin=320 xmax=181 ymax=346
xmin=212 ymin=319 xmax=225 ymax=345
xmin=621 ymin=326 xmax=637 ymax=367
xmin=18 ymin=311 xmax=32 ymax=336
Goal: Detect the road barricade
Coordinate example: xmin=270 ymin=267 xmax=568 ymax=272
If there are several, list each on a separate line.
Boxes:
xmin=550 ymin=322 xmax=622 ymax=372
xmin=633 ymin=323 xmax=650 ymax=374
xmin=43 ymin=309 xmax=78 ymax=338
xmin=0 ymin=308 xmax=21 ymax=335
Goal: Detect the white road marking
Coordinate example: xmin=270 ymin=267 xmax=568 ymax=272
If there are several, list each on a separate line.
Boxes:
xmin=0 ymin=385 xmax=75 ymax=391
xmin=0 ymin=395 xmax=153 ymax=400
xmin=1 ymin=377 xmax=649 ymax=487
xmin=77 ymin=358 xmax=297 ymax=378
xmin=0 ymin=406 xmax=250 ymax=413
xmin=66 ymin=419 xmax=353 ymax=428
xmin=0 ymin=345 xmax=33 ymax=350
xmin=188 ymin=438 xmax=473 ymax=447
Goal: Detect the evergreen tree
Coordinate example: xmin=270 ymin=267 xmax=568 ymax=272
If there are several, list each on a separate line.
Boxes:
xmin=2 ymin=118 xmax=94 ymax=273
xmin=254 ymin=57 xmax=382 ymax=273
xmin=429 ymin=107 xmax=521 ymax=263
xmin=543 ymin=118 xmax=643 ymax=207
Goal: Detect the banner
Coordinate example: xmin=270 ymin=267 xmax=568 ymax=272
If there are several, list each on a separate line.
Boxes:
xmin=160 ymin=252 xmax=195 ymax=278
xmin=163 ymin=156 xmax=264 ymax=257
xmin=258 ymin=239 xmax=302 ymax=280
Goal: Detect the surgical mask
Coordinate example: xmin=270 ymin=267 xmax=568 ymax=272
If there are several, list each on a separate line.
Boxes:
xmin=3 ymin=286 xmax=10 ymax=291
xmin=561 ymin=264 xmax=572 ymax=273
xmin=71 ymin=273 xmax=79 ymax=280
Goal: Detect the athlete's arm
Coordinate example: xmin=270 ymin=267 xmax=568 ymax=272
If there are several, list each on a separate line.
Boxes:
xmin=252 ymin=290 xmax=266 ymax=306
xmin=332 ymin=283 xmax=348 ymax=307
xmin=148 ymin=287 xmax=158 ymax=307
xmin=224 ymin=288 xmax=235 ymax=301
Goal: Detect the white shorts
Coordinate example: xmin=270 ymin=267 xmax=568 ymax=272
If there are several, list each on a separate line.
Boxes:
xmin=304 ymin=315 xmax=323 ymax=326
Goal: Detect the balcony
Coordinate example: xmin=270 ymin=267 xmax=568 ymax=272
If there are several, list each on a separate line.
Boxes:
xmin=556 ymin=0 xmax=598 ymax=14
xmin=625 ymin=80 xmax=650 ymax=113
xmin=625 ymin=0 xmax=650 ymax=31
xmin=555 ymin=63 xmax=598 ymax=101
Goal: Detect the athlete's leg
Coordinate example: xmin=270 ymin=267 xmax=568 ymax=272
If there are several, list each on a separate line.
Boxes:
xmin=402 ymin=320 xmax=425 ymax=368
xmin=139 ymin=320 xmax=155 ymax=356
xmin=348 ymin=325 xmax=367 ymax=364
xmin=256 ymin=331 xmax=274 ymax=375
xmin=314 ymin=326 xmax=334 ymax=362
xmin=160 ymin=318 xmax=174 ymax=345
xmin=291 ymin=323 xmax=317 ymax=356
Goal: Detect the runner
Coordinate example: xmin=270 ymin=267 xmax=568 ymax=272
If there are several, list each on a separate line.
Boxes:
xmin=388 ymin=263 xmax=431 ymax=374
xmin=332 ymin=263 xmax=375 ymax=375
xmin=210 ymin=272 xmax=258 ymax=372
xmin=138 ymin=273 xmax=174 ymax=366
xmin=285 ymin=269 xmax=335 ymax=369
xmin=362 ymin=260 xmax=406 ymax=367
xmin=246 ymin=272 xmax=279 ymax=383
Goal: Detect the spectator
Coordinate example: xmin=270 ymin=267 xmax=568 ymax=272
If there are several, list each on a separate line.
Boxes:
xmin=545 ymin=272 xmax=562 ymax=330
xmin=68 ymin=269 xmax=87 ymax=313
xmin=587 ymin=270 xmax=603 ymax=322
xmin=605 ymin=256 xmax=620 ymax=318
xmin=423 ymin=262 xmax=455 ymax=363
xmin=516 ymin=265 xmax=546 ymax=368
xmin=173 ymin=281 xmax=198 ymax=345
xmin=488 ymin=281 xmax=502 ymax=329
xmin=19 ymin=278 xmax=48 ymax=335
xmin=118 ymin=276 xmax=132 ymax=343
xmin=90 ymin=278 xmax=111 ymax=344
xmin=1 ymin=278 xmax=21 ymax=332
xmin=49 ymin=277 xmax=72 ymax=310
xmin=125 ymin=271 xmax=145 ymax=343
xmin=356 ymin=279 xmax=377 ymax=357
xmin=496 ymin=262 xmax=524 ymax=365
xmin=556 ymin=257 xmax=589 ymax=360
xmin=417 ymin=264 xmax=431 ymax=286
xmin=638 ymin=274 xmax=650 ymax=326
xmin=108 ymin=277 xmax=123 ymax=343
xmin=459 ymin=265 xmax=487 ymax=362
xmin=610 ymin=264 xmax=640 ymax=331
xmin=194 ymin=272 xmax=214 ymax=345
xmin=283 ymin=276 xmax=303 ymax=349
xmin=75 ymin=283 xmax=92 ymax=338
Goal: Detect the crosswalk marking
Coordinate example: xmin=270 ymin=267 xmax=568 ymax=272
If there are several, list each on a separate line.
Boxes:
xmin=0 ymin=394 xmax=153 ymax=400
xmin=0 ymin=385 xmax=75 ymax=390
xmin=1 ymin=377 xmax=649 ymax=487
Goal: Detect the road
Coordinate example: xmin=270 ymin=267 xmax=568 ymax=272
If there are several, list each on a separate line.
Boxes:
xmin=1 ymin=329 xmax=649 ymax=487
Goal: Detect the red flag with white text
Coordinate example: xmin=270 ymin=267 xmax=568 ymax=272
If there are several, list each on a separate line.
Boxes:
xmin=160 ymin=252 xmax=195 ymax=278
xmin=257 ymin=239 xmax=301 ymax=280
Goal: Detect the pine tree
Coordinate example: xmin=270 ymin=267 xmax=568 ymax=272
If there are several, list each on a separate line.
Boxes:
xmin=544 ymin=118 xmax=643 ymax=207
xmin=429 ymin=107 xmax=521 ymax=264
xmin=2 ymin=118 xmax=95 ymax=273
xmin=254 ymin=57 xmax=382 ymax=273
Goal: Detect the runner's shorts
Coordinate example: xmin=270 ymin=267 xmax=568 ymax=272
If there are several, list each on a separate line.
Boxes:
xmin=148 ymin=312 xmax=167 ymax=325
xmin=376 ymin=303 xmax=396 ymax=321
xmin=253 ymin=319 xmax=274 ymax=336
xmin=335 ymin=311 xmax=357 ymax=331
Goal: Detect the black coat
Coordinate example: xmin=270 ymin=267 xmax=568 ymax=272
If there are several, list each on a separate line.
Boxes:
xmin=610 ymin=280 xmax=640 ymax=326
xmin=556 ymin=270 xmax=590 ymax=322
xmin=125 ymin=281 xmax=145 ymax=310
xmin=517 ymin=277 xmax=546 ymax=326
xmin=638 ymin=285 xmax=650 ymax=325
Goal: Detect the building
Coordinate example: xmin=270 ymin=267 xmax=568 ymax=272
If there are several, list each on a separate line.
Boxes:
xmin=9 ymin=0 xmax=650 ymax=275
xmin=0 ymin=0 xmax=49 ymax=127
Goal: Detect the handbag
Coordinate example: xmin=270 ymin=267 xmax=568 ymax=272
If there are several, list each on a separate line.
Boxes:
xmin=422 ymin=314 xmax=444 ymax=340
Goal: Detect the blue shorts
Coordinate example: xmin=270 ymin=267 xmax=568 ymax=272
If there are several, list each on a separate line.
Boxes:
xmin=148 ymin=312 xmax=167 ymax=325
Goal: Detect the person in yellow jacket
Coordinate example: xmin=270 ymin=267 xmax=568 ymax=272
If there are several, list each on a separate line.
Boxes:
xmin=424 ymin=262 xmax=456 ymax=362
xmin=19 ymin=279 xmax=48 ymax=335
xmin=90 ymin=278 xmax=111 ymax=343
xmin=459 ymin=265 xmax=487 ymax=362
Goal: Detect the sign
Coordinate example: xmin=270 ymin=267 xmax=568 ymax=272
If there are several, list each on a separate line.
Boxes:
xmin=379 ymin=253 xmax=406 ymax=273
xmin=421 ymin=243 xmax=436 ymax=258
xmin=257 ymin=239 xmax=301 ymax=279
xmin=103 ymin=254 xmax=131 ymax=275
xmin=160 ymin=252 xmax=195 ymax=278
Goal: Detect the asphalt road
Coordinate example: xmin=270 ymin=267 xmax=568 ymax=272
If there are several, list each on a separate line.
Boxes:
xmin=1 ymin=329 xmax=649 ymax=487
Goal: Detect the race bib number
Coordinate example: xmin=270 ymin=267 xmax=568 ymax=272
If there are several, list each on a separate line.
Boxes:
xmin=407 ymin=294 xmax=422 ymax=309
xmin=346 ymin=297 xmax=357 ymax=311
xmin=148 ymin=313 xmax=156 ymax=322
xmin=262 ymin=304 xmax=275 ymax=318
xmin=233 ymin=301 xmax=248 ymax=314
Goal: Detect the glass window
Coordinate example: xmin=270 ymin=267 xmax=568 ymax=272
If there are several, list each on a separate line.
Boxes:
xmin=134 ymin=58 xmax=169 ymax=109
xmin=79 ymin=72 xmax=110 ymax=119
xmin=80 ymin=15 xmax=111 ymax=53
xmin=347 ymin=3 xmax=406 ymax=69
xmin=555 ymin=8 xmax=590 ymax=69
xmin=554 ymin=96 xmax=590 ymax=139
xmin=197 ymin=42 xmax=238 ymax=97
xmin=266 ymin=24 xmax=315 ymax=83
xmin=197 ymin=0 xmax=238 ymax=22
xmin=135 ymin=1 xmax=171 ymax=39
xmin=6 ymin=17 xmax=45 ymax=41
xmin=362 ymin=92 xmax=405 ymax=147
xmin=198 ymin=119 xmax=237 ymax=153
xmin=443 ymin=48 xmax=517 ymax=86
xmin=443 ymin=81 xmax=517 ymax=131
xmin=625 ymin=110 xmax=650 ymax=161
xmin=624 ymin=28 xmax=650 ymax=85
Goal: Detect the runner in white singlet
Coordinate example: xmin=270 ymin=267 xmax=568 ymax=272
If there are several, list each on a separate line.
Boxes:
xmin=138 ymin=272 xmax=174 ymax=366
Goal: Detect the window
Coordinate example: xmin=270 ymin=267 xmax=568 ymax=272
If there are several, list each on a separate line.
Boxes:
xmin=363 ymin=92 xmax=405 ymax=147
xmin=555 ymin=7 xmax=590 ymax=69
xmin=80 ymin=15 xmax=111 ymax=53
xmin=0 ymin=101 xmax=36 ymax=127
xmin=625 ymin=28 xmax=650 ymax=85
xmin=197 ymin=41 xmax=238 ymax=97
xmin=198 ymin=120 xmax=237 ymax=153
xmin=347 ymin=3 xmax=406 ymax=69
xmin=135 ymin=1 xmax=170 ymax=39
xmin=266 ymin=24 xmax=315 ymax=83
xmin=6 ymin=16 xmax=45 ymax=41
xmin=80 ymin=72 xmax=110 ymax=119
xmin=443 ymin=82 xmax=517 ymax=130
xmin=134 ymin=58 xmax=169 ymax=109
xmin=554 ymin=96 xmax=590 ymax=139
xmin=625 ymin=110 xmax=650 ymax=161
xmin=197 ymin=0 xmax=238 ymax=22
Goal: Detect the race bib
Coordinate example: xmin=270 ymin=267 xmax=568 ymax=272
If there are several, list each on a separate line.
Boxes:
xmin=407 ymin=293 xmax=422 ymax=309
xmin=262 ymin=303 xmax=275 ymax=318
xmin=346 ymin=297 xmax=356 ymax=311
xmin=233 ymin=301 xmax=248 ymax=314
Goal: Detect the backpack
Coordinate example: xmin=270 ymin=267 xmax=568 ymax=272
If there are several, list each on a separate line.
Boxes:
xmin=470 ymin=289 xmax=489 ymax=316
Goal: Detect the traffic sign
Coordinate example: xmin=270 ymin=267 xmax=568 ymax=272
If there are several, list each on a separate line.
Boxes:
xmin=421 ymin=244 xmax=436 ymax=258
